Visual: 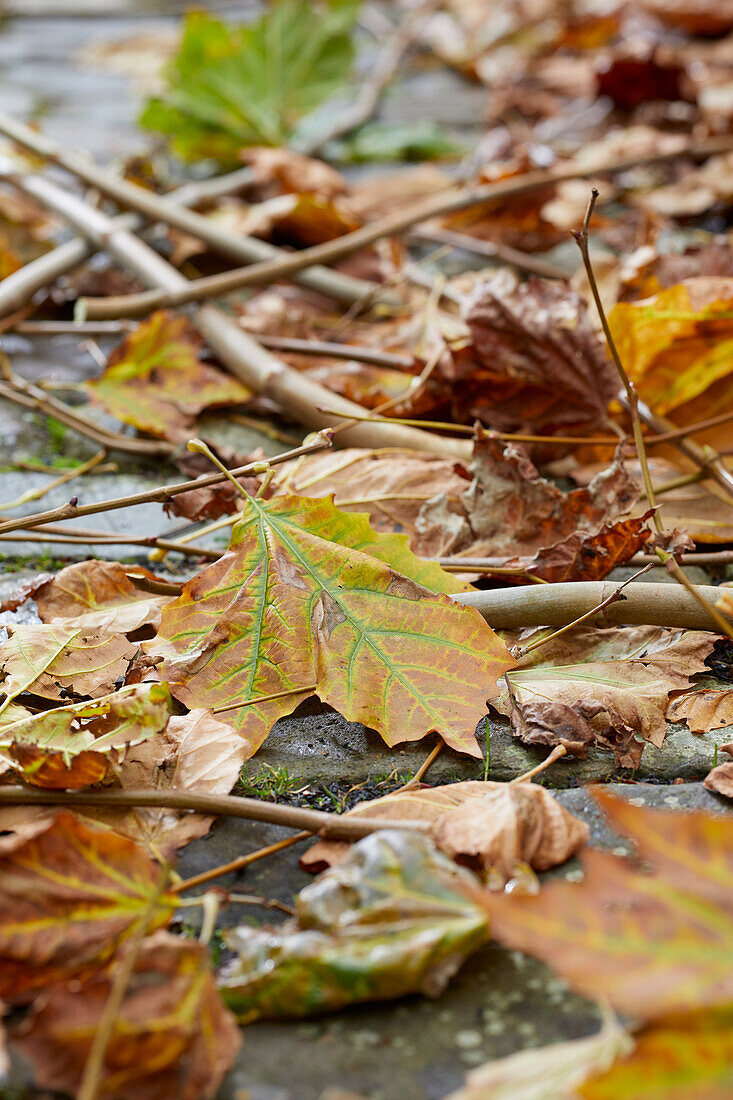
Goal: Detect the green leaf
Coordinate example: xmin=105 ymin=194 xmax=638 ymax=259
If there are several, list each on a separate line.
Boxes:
xmin=141 ymin=3 xmax=359 ymax=164
xmin=150 ymin=492 xmax=514 ymax=758
xmin=219 ymin=829 xmax=489 ymax=1020
xmin=326 ymin=120 xmax=464 ymax=163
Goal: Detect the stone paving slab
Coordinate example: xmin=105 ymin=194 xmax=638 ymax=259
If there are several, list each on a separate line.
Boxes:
xmin=170 ymin=782 xmax=729 ymax=1100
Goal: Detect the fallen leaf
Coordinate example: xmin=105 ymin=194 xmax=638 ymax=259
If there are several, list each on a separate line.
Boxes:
xmin=445 ymin=1015 xmax=631 ymax=1100
xmin=580 ymin=1009 xmax=733 ymax=1100
xmin=414 ymin=433 xmax=639 ymax=561
xmin=2 ymin=623 xmax=137 ymax=701
xmin=15 ymin=931 xmax=240 ymax=1100
xmin=302 ymin=780 xmax=588 ymax=881
xmin=150 ymin=492 xmax=514 ymax=758
xmin=608 ymin=278 xmax=733 ymax=417
xmin=24 ymin=560 xmax=172 ymax=635
xmin=522 ymin=514 xmax=653 ymax=583
xmin=242 ymin=146 xmax=348 ymax=201
xmin=140 ymin=5 xmax=358 ymax=163
xmin=635 ymin=152 xmax=733 ymax=218
xmin=594 ymin=49 xmax=690 ymax=111
xmin=495 ymin=625 xmax=716 ymax=766
xmin=0 ymin=682 xmax=172 ymax=789
xmin=85 ymin=311 xmax=250 ymax=442
xmin=478 ymin=789 xmax=733 ymax=1020
xmin=704 ymin=761 xmax=733 ymax=799
xmin=667 ymin=687 xmax=733 ymax=733
xmin=220 ymin=829 xmax=489 ymax=1021
xmin=0 ymin=811 xmax=175 ymax=1002
xmin=443 ymin=271 xmax=617 ymax=437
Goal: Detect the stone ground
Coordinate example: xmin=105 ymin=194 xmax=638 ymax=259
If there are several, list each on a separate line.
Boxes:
xmin=0 ymin=4 xmax=732 ymax=1098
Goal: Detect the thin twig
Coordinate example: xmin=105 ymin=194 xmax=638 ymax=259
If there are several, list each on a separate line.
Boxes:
xmin=64 ymin=131 xmax=733 ymax=319
xmin=409 ymin=227 xmax=568 ymax=280
xmin=0 ymin=786 xmax=432 ymax=840
xmin=212 ymin=683 xmax=317 ymax=715
xmin=77 ymin=866 xmax=170 ymax=1100
xmin=249 ymin=334 xmax=415 ymax=371
xmin=512 ymin=564 xmax=654 ymax=658
xmin=0 ymin=433 xmax=330 ymax=538
xmin=0 ymin=449 xmax=106 ymax=512
xmin=395 ymin=741 xmax=444 ymax=793
xmin=510 ymin=745 xmax=568 ymax=783
xmin=573 ymin=190 xmax=733 ymax=642
xmin=173 ymin=831 xmax=311 ymax=895
xmin=0 ymin=530 xmax=220 ymax=559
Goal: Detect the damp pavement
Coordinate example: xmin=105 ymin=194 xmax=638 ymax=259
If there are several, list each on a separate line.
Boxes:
xmin=0 ymin=5 xmax=731 ymax=1099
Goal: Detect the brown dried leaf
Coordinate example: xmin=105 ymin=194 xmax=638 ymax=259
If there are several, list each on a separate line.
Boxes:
xmin=15 ymin=931 xmax=241 ymax=1100
xmin=414 ymin=433 xmax=639 ymax=564
xmin=443 ymin=271 xmax=617 ymax=436
xmin=704 ymin=761 xmax=733 ymax=799
xmin=2 ymin=623 xmax=137 ymax=701
xmin=496 ymin=626 xmax=717 ymax=766
xmin=242 ymin=146 xmax=348 ymax=201
xmin=667 ymin=687 xmax=733 ymax=733
xmin=524 ymin=514 xmax=653 ymax=583
xmin=302 ymin=780 xmax=588 ymax=880
xmin=29 ymin=560 xmax=171 ymax=635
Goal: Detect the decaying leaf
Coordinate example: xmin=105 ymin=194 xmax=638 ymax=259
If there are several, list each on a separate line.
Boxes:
xmin=15 ymin=931 xmax=240 ymax=1100
xmin=150 ymin=492 xmax=514 ymax=758
xmin=414 ymin=433 xmax=643 ymax=578
xmin=579 ymin=1009 xmax=733 ymax=1100
xmin=478 ymin=790 xmax=733 ymax=1020
xmin=495 ymin=625 xmax=717 ymax=766
xmin=445 ymin=1015 xmax=632 ymax=1100
xmin=444 ymin=272 xmax=617 ymax=437
xmin=85 ymin=311 xmax=249 ymax=442
xmin=20 ymin=559 xmax=172 ymax=635
xmin=0 ymin=682 xmax=172 ymax=789
xmin=704 ymin=741 xmax=733 ymax=799
xmin=220 ymin=829 xmax=489 ymax=1021
xmin=0 ymin=811 xmax=175 ymax=1002
xmin=667 ymin=686 xmax=733 ymax=733
xmin=302 ymin=780 xmax=588 ymax=881
xmin=2 ymin=623 xmax=137 ymax=701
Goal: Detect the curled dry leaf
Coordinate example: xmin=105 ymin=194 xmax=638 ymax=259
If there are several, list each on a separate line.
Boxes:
xmin=149 ymin=493 xmax=513 ymax=759
xmin=220 ymin=830 xmax=489 ymax=1021
xmin=479 ymin=789 xmax=733 ymax=1021
xmin=0 ymin=682 xmax=172 ymax=789
xmin=2 ymin=623 xmax=137 ymax=701
xmin=302 ymin=780 xmax=588 ymax=881
xmin=414 ymin=433 xmax=640 ymax=564
xmin=496 ymin=625 xmax=717 ymax=766
xmin=0 ymin=811 xmax=175 ymax=1002
xmin=85 ymin=311 xmax=250 ymax=442
xmin=704 ymin=761 xmax=733 ymax=799
xmin=667 ymin=687 xmax=733 ymax=733
xmin=15 ymin=931 xmax=241 ymax=1100
xmin=25 ymin=559 xmax=172 ymax=635
xmin=444 ymin=271 xmax=617 ymax=437
xmin=445 ymin=1015 xmax=631 ymax=1100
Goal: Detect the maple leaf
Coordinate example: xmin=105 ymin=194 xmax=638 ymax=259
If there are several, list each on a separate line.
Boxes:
xmin=0 ymin=682 xmax=172 ymax=789
xmin=6 ymin=559 xmax=173 ymax=635
xmin=14 ymin=931 xmax=240 ymax=1100
xmin=301 ymin=779 xmax=588 ymax=881
xmin=443 ymin=272 xmax=617 ymax=437
xmin=0 ymin=811 xmax=175 ymax=1002
xmin=2 ymin=623 xmax=137 ymax=702
xmin=85 ymin=311 xmax=249 ymax=442
xmin=478 ymin=790 xmax=733 ymax=1020
xmin=220 ymin=829 xmax=489 ymax=1021
xmin=150 ymin=493 xmax=514 ymax=758
xmin=495 ymin=625 xmax=717 ymax=766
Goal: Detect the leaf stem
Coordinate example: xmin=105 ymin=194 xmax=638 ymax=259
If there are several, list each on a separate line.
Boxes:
xmin=172 ymin=831 xmax=311 ymax=894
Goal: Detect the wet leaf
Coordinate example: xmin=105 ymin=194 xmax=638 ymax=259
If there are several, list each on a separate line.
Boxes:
xmin=302 ymin=780 xmax=588 ymax=880
xmin=444 ymin=271 xmax=617 ymax=437
xmin=15 ymin=931 xmax=240 ymax=1100
xmin=580 ymin=1009 xmax=733 ymax=1100
xmin=495 ymin=625 xmax=716 ymax=766
xmin=86 ymin=311 xmax=249 ymax=442
xmin=150 ymin=492 xmax=513 ymax=758
xmin=220 ymin=829 xmax=489 ymax=1021
xmin=2 ymin=623 xmax=137 ymax=701
xmin=0 ymin=682 xmax=172 ymax=789
xmin=141 ymin=4 xmax=358 ymax=163
xmin=478 ymin=790 xmax=733 ymax=1020
xmin=0 ymin=811 xmax=175 ymax=1002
